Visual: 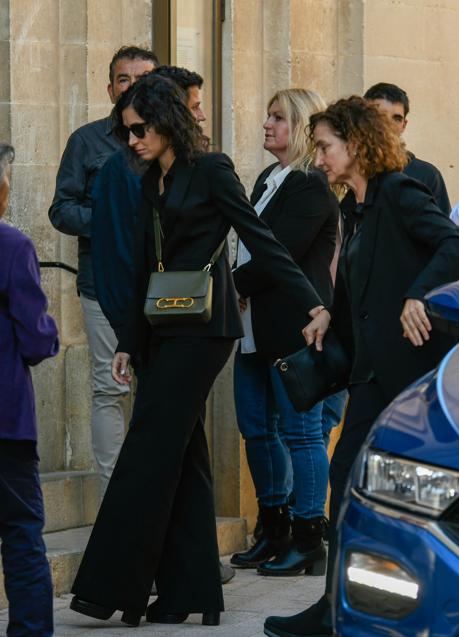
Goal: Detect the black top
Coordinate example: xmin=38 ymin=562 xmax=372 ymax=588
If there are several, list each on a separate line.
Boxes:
xmin=49 ymin=117 xmax=120 ymax=299
xmin=405 ymin=152 xmax=451 ymax=215
xmin=233 ymin=163 xmax=339 ymax=358
xmin=332 ymin=171 xmax=459 ymax=403
xmin=117 ymin=153 xmax=323 ymax=366
xmin=150 ymin=161 xmax=176 ymax=221
xmin=344 ymin=204 xmax=374 ymax=383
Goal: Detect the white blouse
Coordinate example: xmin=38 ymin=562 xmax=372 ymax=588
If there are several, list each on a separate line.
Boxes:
xmin=236 ymin=163 xmax=292 ymax=354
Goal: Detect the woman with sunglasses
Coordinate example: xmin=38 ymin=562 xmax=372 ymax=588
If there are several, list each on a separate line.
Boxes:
xmin=69 ymin=74 xmax=324 ymax=627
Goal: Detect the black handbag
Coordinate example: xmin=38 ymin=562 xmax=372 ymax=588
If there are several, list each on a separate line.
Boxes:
xmin=144 ymin=207 xmax=225 ymax=326
xmin=274 ymin=330 xmax=351 ymax=412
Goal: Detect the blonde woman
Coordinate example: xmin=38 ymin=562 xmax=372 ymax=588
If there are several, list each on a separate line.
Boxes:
xmin=231 ymin=89 xmax=340 ymax=575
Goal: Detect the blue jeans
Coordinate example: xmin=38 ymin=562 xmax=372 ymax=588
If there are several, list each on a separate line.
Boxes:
xmin=0 ymin=440 xmax=53 ymax=637
xmin=234 ymin=349 xmax=330 ymax=519
xmin=322 ymin=389 xmax=348 ymax=448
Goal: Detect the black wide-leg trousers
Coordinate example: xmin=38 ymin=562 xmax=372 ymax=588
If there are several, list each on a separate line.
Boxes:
xmin=325 ymin=380 xmax=388 ymax=593
xmin=72 ymin=336 xmax=235 ymax=616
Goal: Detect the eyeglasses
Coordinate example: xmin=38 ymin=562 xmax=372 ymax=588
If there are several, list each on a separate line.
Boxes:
xmin=119 ymin=122 xmax=150 ymax=143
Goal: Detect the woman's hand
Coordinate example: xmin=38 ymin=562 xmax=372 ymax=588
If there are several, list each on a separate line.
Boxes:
xmin=239 ymin=296 xmax=248 ymax=313
xmin=112 ymin=352 xmax=132 ymax=385
xmin=400 ymin=299 xmax=432 ymax=347
xmin=302 ymin=308 xmax=331 ymax=352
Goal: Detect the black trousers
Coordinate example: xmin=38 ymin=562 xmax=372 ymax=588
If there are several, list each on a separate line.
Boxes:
xmin=72 ymin=336 xmax=235 ymax=615
xmin=325 ymin=381 xmax=388 ymax=593
xmin=0 ymin=440 xmax=53 ymax=637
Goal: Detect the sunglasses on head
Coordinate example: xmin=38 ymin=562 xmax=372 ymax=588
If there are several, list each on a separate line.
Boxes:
xmin=119 ymin=122 xmax=150 ymax=143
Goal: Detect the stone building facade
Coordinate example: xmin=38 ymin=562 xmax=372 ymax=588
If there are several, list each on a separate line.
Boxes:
xmin=1 ymin=0 xmax=458 ymax=576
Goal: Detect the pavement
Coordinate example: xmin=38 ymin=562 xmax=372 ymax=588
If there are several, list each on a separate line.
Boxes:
xmin=0 ymin=559 xmax=324 ymax=637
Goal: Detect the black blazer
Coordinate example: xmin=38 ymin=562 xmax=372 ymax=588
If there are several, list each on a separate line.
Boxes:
xmin=118 ymin=153 xmax=323 ymax=363
xmin=233 ymin=163 xmax=339 ymax=357
xmin=333 ymin=171 xmax=459 ymax=403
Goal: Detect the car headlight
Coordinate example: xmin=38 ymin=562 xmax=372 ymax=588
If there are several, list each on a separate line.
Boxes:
xmin=360 ymin=450 xmax=459 ymax=517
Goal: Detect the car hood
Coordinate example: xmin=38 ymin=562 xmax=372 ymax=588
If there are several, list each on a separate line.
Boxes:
xmin=367 ymin=344 xmax=459 ymax=471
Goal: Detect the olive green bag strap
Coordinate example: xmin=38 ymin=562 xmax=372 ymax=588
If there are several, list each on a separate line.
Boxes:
xmin=152 ymin=207 xmax=225 ymax=273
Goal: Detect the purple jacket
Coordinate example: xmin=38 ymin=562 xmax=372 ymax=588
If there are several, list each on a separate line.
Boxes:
xmin=0 ymin=223 xmax=59 ymax=441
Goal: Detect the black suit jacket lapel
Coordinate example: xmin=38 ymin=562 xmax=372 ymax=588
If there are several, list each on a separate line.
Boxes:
xmin=260 ymin=170 xmax=295 ymax=226
xmin=250 ymin=162 xmax=279 ymax=206
xmin=357 ymin=175 xmax=382 ymax=303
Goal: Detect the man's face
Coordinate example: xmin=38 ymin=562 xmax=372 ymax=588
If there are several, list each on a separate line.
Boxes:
xmin=0 ymin=166 xmax=11 ymax=219
xmin=187 ymin=86 xmax=206 ymax=123
xmin=108 ymin=57 xmax=156 ymax=103
xmin=370 ymin=98 xmax=407 ymax=135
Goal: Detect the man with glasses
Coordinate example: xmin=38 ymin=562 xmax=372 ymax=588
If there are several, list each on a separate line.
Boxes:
xmin=49 ymin=46 xmax=158 ymax=498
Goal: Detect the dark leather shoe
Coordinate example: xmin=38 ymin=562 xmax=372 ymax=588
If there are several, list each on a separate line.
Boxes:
xmin=264 ymin=596 xmax=332 ymax=636
xmin=231 ymin=536 xmax=289 ymax=568
xmin=145 ymin=600 xmax=220 ymax=626
xmin=258 ymin=541 xmax=326 ymax=576
xmin=146 ymin=600 xmax=188 ymax=624
xmin=220 ymin=562 xmax=236 ymax=584
xmin=70 ymin=596 xmax=115 ymax=620
xmin=70 ymin=596 xmax=142 ymax=626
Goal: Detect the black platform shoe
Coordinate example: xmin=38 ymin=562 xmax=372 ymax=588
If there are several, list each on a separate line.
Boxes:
xmin=264 ymin=595 xmax=332 ymax=637
xmin=70 ymin=597 xmax=142 ymax=627
xmin=145 ymin=600 xmax=220 ymax=626
xmin=70 ymin=597 xmax=115 ymax=620
xmin=231 ymin=504 xmax=290 ymax=568
xmin=258 ymin=516 xmax=326 ymax=577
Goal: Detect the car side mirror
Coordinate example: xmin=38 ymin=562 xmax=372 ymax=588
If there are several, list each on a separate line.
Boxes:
xmin=425 ymin=280 xmax=459 ymax=339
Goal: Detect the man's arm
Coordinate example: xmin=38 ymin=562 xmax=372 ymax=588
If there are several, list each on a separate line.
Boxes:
xmin=48 ymin=131 xmax=92 ymax=237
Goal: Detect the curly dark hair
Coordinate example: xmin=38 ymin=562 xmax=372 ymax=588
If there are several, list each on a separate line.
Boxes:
xmin=154 ymin=65 xmax=203 ymax=91
xmin=309 ymin=96 xmax=408 ymax=178
xmin=113 ymin=74 xmax=209 ymax=165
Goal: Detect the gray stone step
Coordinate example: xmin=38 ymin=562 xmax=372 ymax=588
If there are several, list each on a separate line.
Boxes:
xmin=0 ymin=517 xmax=247 ymax=610
xmin=41 ymin=470 xmax=100 ymax=534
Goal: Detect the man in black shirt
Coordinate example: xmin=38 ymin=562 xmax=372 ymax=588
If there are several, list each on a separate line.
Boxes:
xmin=364 ymin=82 xmax=451 ymax=215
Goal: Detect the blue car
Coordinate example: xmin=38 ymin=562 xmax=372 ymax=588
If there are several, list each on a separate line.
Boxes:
xmin=334 ymin=280 xmax=459 ymax=637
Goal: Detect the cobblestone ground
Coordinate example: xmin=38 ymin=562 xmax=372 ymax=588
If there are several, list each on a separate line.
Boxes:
xmin=0 ymin=559 xmax=325 ymax=637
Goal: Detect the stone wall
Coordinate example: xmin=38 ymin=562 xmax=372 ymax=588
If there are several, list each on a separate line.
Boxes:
xmin=2 ymin=0 xmax=152 ymax=473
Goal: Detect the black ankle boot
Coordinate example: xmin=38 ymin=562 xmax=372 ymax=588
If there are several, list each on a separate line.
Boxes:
xmin=264 ymin=595 xmax=332 ymax=636
xmin=258 ymin=516 xmax=326 ymax=577
xmin=231 ymin=504 xmax=290 ymax=568
xmin=252 ymin=504 xmax=263 ymax=542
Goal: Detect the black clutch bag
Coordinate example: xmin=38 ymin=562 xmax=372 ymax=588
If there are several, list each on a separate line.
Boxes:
xmin=274 ymin=330 xmax=351 ymax=412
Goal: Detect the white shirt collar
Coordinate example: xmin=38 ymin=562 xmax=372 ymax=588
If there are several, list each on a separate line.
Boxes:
xmin=265 ymin=163 xmax=292 ymax=190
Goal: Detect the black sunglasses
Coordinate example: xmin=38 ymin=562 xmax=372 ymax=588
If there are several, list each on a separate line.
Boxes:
xmin=119 ymin=122 xmax=150 ymax=143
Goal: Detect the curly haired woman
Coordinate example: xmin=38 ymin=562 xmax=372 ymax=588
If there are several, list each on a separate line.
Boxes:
xmin=264 ymin=96 xmax=459 ymax=637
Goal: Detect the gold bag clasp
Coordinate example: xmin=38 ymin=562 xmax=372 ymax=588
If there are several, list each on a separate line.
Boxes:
xmin=156 ymin=297 xmax=195 ymax=309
